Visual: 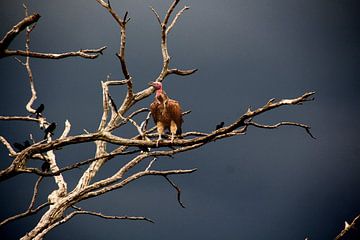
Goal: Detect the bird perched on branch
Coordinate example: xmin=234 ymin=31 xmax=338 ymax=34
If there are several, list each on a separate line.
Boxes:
xmin=34 ymin=104 xmax=44 ymax=118
xmin=13 ymin=140 xmax=31 ymax=151
xmin=215 ymin=121 xmax=225 ymax=130
xmin=41 ymin=161 xmax=50 ymax=172
xmin=13 ymin=142 xmax=25 ymax=151
xmin=149 ymin=81 xmax=183 ymax=146
xmin=44 ymin=122 xmax=56 ymax=139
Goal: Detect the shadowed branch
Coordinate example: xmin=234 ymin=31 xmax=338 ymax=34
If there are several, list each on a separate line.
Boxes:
xmin=0 ymin=176 xmax=50 ymax=227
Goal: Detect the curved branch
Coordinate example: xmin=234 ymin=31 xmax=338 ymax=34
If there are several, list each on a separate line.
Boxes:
xmin=150 ymin=6 xmax=161 ymax=25
xmin=0 ymin=176 xmax=49 ymax=227
xmin=82 ymin=168 xmax=197 ymax=200
xmin=246 ymin=121 xmax=316 ymax=139
xmin=163 ymin=175 xmax=186 ymax=208
xmin=167 ymin=68 xmax=198 ymax=76
xmin=0 ymin=13 xmax=40 ymax=54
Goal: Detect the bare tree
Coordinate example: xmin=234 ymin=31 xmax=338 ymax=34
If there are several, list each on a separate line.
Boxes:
xmin=0 ymin=1 xmax=317 ymax=239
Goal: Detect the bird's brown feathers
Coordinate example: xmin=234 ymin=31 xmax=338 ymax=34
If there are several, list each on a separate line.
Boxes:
xmin=150 ymin=92 xmax=183 ymax=136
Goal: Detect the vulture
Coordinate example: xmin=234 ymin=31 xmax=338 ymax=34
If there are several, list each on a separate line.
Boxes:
xmin=149 ymin=81 xmax=183 ymax=145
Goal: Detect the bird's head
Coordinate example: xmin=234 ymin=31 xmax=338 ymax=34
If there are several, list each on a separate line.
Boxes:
xmin=148 ymin=81 xmax=162 ymax=91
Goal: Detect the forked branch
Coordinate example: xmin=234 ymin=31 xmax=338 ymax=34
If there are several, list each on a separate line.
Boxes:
xmin=0 ymin=11 xmax=106 ymax=59
xmin=0 ymin=176 xmax=50 ymax=227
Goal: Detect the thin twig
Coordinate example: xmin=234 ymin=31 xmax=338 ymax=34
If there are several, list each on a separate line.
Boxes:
xmin=150 ymin=6 xmax=161 ymax=25
xmin=166 ymin=5 xmax=189 ymax=34
xmin=167 ymin=68 xmax=198 ymax=76
xmin=163 ymin=175 xmax=186 ymax=208
xmin=82 ymin=168 xmax=197 ymax=200
xmin=0 ymin=176 xmax=48 ymax=227
xmin=246 ymin=121 xmax=316 ymax=139
xmin=70 ymin=205 xmax=154 ymax=223
xmin=145 ymin=157 xmax=157 ymax=171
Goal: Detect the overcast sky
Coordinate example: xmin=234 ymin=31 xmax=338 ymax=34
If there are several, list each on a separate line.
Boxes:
xmin=1 ymin=0 xmax=360 ymax=239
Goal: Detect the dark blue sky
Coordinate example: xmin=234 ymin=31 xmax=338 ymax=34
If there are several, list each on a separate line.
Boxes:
xmin=1 ymin=0 xmax=360 ymax=239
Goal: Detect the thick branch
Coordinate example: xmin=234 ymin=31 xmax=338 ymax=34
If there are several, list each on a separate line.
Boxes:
xmin=3 ymin=47 xmax=107 ymax=59
xmin=0 ymin=13 xmax=40 ymax=53
xmin=0 ymin=116 xmax=42 ymax=122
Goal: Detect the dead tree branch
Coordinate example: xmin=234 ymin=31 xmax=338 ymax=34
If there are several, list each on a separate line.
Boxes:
xmin=3 ymin=47 xmax=107 ymax=59
xmin=0 ymin=13 xmax=40 ymax=54
xmin=0 ymin=116 xmax=44 ymax=123
xmin=335 ymin=214 xmax=360 ymax=240
xmin=0 ymin=91 xmax=314 ymax=182
xmin=246 ymin=121 xmax=316 ymax=139
xmin=0 ymin=1 xmax=316 ymax=239
xmin=164 ymin=175 xmax=186 ymax=208
xmin=0 ymin=11 xmax=106 ymax=59
xmin=0 ymin=176 xmax=50 ymax=227
xmin=71 ymin=206 xmax=154 ymax=223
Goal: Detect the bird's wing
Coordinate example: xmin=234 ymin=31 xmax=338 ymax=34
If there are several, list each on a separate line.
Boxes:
xmin=150 ymin=101 xmax=160 ymax=123
xmin=167 ymin=99 xmax=183 ymax=126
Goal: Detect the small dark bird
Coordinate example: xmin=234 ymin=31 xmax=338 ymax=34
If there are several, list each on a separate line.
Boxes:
xmin=149 ymin=82 xmax=183 ymax=145
xmin=13 ymin=142 xmax=25 ymax=151
xmin=13 ymin=140 xmax=32 ymax=151
xmin=41 ymin=161 xmax=50 ymax=172
xmin=34 ymin=104 xmax=45 ymax=118
xmin=215 ymin=121 xmax=225 ymax=130
xmin=44 ymin=122 xmax=56 ymax=139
